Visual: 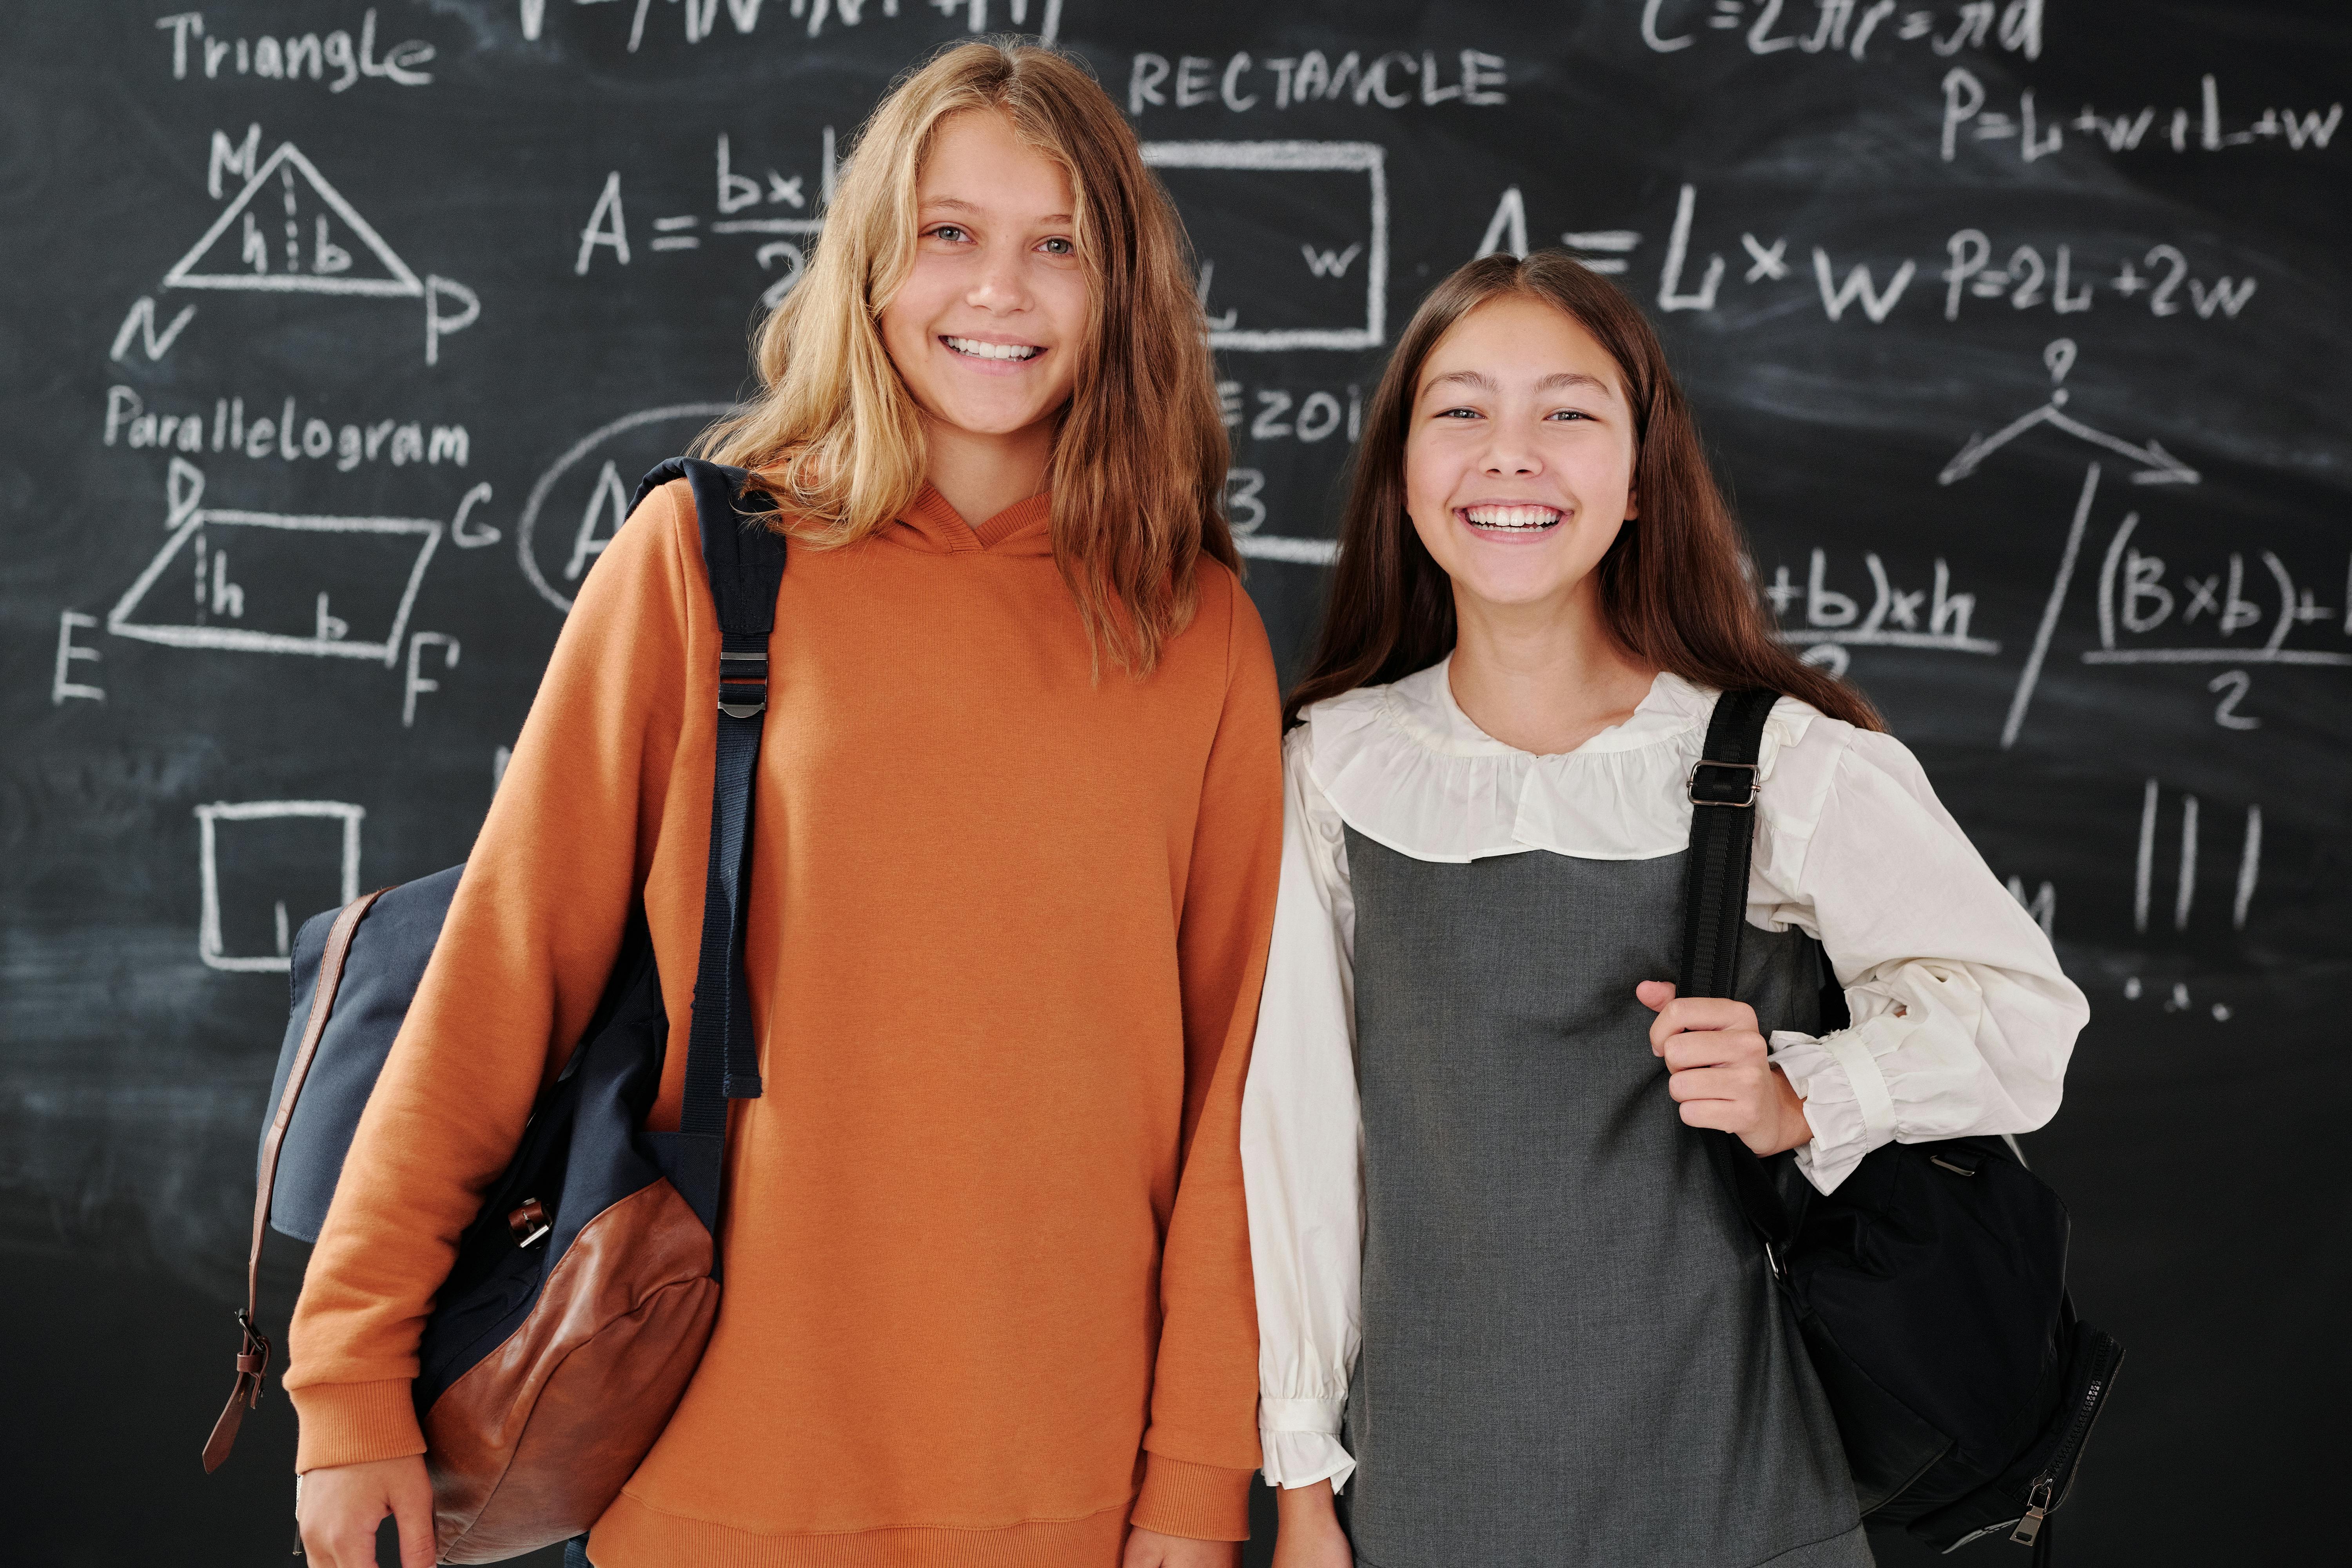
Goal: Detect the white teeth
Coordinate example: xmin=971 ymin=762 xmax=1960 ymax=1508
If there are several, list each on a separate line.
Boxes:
xmin=945 ymin=336 xmax=1042 ymax=361
xmin=1462 ymin=505 xmax=1562 ymax=530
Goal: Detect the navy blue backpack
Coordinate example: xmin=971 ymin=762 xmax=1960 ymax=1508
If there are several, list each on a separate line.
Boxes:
xmin=203 ymin=461 xmax=782 ymax=1564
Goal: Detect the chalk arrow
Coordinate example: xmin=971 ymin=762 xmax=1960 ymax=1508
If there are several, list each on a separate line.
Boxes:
xmin=1938 ymin=399 xmax=2201 ymax=486
xmin=1938 ymin=431 xmax=1998 ymax=485
xmin=2129 ymin=439 xmax=2200 ymax=485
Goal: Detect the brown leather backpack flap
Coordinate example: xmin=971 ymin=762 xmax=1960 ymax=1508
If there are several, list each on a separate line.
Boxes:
xmin=422 ymin=1177 xmax=721 ymax=1564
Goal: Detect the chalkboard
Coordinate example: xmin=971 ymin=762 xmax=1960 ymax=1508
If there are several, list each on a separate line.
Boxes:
xmin=3 ymin=4 xmax=2346 ymax=1563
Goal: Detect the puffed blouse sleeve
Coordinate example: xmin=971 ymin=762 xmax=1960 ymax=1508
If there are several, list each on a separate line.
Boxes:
xmin=1754 ymin=723 xmax=2091 ymax=1194
xmin=1238 ymin=727 xmax=1363 ymax=1493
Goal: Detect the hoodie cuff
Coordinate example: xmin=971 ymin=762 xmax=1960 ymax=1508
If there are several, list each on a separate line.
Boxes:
xmin=1132 ymin=1453 xmax=1254 ymax=1542
xmin=288 ymin=1377 xmax=425 ymax=1474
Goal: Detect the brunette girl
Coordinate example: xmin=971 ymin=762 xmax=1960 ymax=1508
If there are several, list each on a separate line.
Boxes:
xmin=1241 ymin=252 xmax=2088 ymax=1567
xmin=289 ymin=44 xmax=1276 ymax=1568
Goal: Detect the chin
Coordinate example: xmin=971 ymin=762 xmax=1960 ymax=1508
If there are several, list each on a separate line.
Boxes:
xmin=935 ymin=399 xmax=1053 ymax=436
xmin=1455 ymin=561 xmax=1583 ymax=608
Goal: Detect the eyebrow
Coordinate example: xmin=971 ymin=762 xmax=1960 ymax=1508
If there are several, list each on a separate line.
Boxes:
xmin=920 ymin=196 xmax=1074 ymax=223
xmin=1423 ymin=369 xmax=1612 ymax=395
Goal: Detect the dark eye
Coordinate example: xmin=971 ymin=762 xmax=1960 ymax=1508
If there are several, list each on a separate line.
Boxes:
xmin=1548 ymin=409 xmax=1592 ymax=421
xmin=1039 ymin=236 xmax=1076 ymax=256
xmin=1436 ymin=407 xmax=1480 ymax=419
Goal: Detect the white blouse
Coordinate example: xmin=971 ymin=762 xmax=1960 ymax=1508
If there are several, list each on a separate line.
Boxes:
xmin=1240 ymin=658 xmax=2089 ymax=1493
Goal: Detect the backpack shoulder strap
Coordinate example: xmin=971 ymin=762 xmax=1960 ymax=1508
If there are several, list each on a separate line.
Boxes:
xmin=1678 ymin=687 xmax=1779 ymax=1000
xmin=631 ymin=458 xmax=784 ymax=1228
xmin=1679 ymin=687 xmax=1797 ymax=1261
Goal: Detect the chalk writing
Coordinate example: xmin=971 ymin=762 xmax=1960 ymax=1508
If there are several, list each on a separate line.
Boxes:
xmin=1766 ymin=550 xmax=1997 ymax=654
xmin=102 ymin=388 xmax=469 ymax=471
xmin=517 ymin=404 xmax=735 ymax=613
xmin=1127 ymin=49 xmax=1507 ymax=116
xmin=2090 ymin=521 xmax=2350 ymax=668
xmin=1642 ymin=0 xmax=2046 ymax=62
xmin=575 ymin=129 xmax=837 ymax=306
xmin=51 ymin=612 xmax=105 ymax=705
xmin=2133 ymin=782 xmax=2260 ymax=936
xmin=154 ymin=10 xmax=436 ymax=89
xmin=1942 ymin=68 xmax=2342 ymax=164
xmin=523 ymin=0 xmax=1061 ymax=51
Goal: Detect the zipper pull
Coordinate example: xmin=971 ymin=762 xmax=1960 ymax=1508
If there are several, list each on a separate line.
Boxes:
xmin=2009 ymin=1481 xmax=2055 ymax=1545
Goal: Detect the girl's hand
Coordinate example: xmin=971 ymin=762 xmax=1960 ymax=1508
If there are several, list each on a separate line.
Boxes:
xmin=1123 ymin=1524 xmax=1240 ymax=1568
xmin=1636 ymin=982 xmax=1813 ymax=1156
xmin=296 ymin=1454 xmax=435 ymax=1568
xmin=1271 ymin=1480 xmax=1355 ymax=1568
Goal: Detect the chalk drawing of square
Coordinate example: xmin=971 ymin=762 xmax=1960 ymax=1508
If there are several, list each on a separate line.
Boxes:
xmin=108 ymin=468 xmax=444 ymax=666
xmin=163 ymin=143 xmax=423 ymax=298
xmin=195 ymin=802 xmax=364 ymax=973
xmin=1140 ymin=142 xmax=1387 ymax=352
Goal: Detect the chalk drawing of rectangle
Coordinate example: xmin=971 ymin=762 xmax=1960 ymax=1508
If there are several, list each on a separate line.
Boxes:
xmin=108 ymin=509 xmax=444 ymax=666
xmin=195 ymin=801 xmax=363 ymax=973
xmin=1140 ymin=141 xmax=1387 ymax=351
xmin=1236 ymin=534 xmax=1339 ymax=565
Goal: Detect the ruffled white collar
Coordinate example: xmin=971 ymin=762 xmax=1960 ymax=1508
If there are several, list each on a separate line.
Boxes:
xmin=1301 ymin=656 xmax=1817 ymax=863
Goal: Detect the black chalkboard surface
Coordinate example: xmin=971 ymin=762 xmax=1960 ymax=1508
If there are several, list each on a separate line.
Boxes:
xmin=3 ymin=4 xmax=2346 ymax=1563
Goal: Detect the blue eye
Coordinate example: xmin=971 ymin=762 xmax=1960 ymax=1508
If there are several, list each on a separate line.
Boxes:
xmin=928 ymin=224 xmax=970 ymax=243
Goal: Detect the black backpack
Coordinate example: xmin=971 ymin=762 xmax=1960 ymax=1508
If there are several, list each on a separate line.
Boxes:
xmin=1680 ymin=690 xmax=2124 ymax=1562
xmin=205 ymin=459 xmax=782 ymax=1561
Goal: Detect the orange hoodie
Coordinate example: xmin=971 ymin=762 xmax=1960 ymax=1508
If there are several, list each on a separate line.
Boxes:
xmin=285 ymin=479 xmax=1281 ymax=1565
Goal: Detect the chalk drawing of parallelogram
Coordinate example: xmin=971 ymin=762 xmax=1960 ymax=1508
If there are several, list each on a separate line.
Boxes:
xmin=1141 ymin=142 xmax=1388 ymax=352
xmin=107 ymin=459 xmax=443 ymax=664
xmin=163 ymin=141 xmax=422 ymax=298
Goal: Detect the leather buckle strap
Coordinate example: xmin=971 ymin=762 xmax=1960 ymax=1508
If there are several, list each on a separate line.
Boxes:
xmin=1688 ymin=759 xmax=1760 ymax=808
xmin=202 ymin=887 xmax=387 ymax=1474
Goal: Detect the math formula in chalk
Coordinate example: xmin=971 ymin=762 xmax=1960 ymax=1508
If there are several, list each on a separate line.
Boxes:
xmin=575 ymin=131 xmax=837 ymax=308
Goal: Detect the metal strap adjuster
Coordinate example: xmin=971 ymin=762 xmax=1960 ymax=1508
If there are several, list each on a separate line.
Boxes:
xmin=1687 ymin=759 xmax=1759 ymax=808
xmin=717 ymin=649 xmax=767 ymax=720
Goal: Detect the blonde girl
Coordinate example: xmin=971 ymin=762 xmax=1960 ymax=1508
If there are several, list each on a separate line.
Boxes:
xmin=289 ymin=44 xmax=1279 ymax=1568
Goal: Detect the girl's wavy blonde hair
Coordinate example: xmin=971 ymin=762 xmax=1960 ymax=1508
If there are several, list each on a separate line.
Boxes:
xmin=697 ymin=40 xmax=1236 ymax=673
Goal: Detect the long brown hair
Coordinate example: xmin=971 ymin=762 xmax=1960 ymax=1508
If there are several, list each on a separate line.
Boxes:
xmin=699 ymin=41 xmax=1235 ymax=673
xmin=1286 ymin=251 xmax=1881 ymax=730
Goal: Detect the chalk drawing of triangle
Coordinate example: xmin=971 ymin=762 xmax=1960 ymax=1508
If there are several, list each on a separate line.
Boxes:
xmin=163 ymin=143 xmax=424 ymax=298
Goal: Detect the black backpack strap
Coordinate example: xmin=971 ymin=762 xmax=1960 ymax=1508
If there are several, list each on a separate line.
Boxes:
xmin=632 ymin=458 xmax=785 ymax=1224
xmin=1679 ymin=688 xmax=1798 ymax=1264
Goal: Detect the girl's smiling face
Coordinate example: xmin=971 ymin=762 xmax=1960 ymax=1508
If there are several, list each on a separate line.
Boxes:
xmin=877 ymin=109 xmax=1091 ymax=440
xmin=1403 ymin=294 xmax=1640 ymax=614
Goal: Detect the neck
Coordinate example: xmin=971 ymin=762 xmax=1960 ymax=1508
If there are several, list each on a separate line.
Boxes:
xmin=1446 ymin=577 xmax=1660 ymax=756
xmin=923 ymin=414 xmax=1054 ymax=528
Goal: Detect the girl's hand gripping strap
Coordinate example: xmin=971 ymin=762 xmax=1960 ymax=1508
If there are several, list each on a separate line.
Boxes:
xmin=630 ymin=459 xmax=786 ymax=1231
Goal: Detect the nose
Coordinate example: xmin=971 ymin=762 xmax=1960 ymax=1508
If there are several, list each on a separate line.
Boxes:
xmin=964 ymin=247 xmax=1033 ymax=315
xmin=1480 ymin=420 xmax=1544 ymax=478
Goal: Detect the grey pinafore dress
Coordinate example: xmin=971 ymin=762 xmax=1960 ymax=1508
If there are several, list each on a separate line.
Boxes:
xmin=1334 ymin=828 xmax=1871 ymax=1568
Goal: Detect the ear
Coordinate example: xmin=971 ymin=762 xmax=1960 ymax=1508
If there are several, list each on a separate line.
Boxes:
xmin=1623 ymin=487 xmax=1639 ymax=522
